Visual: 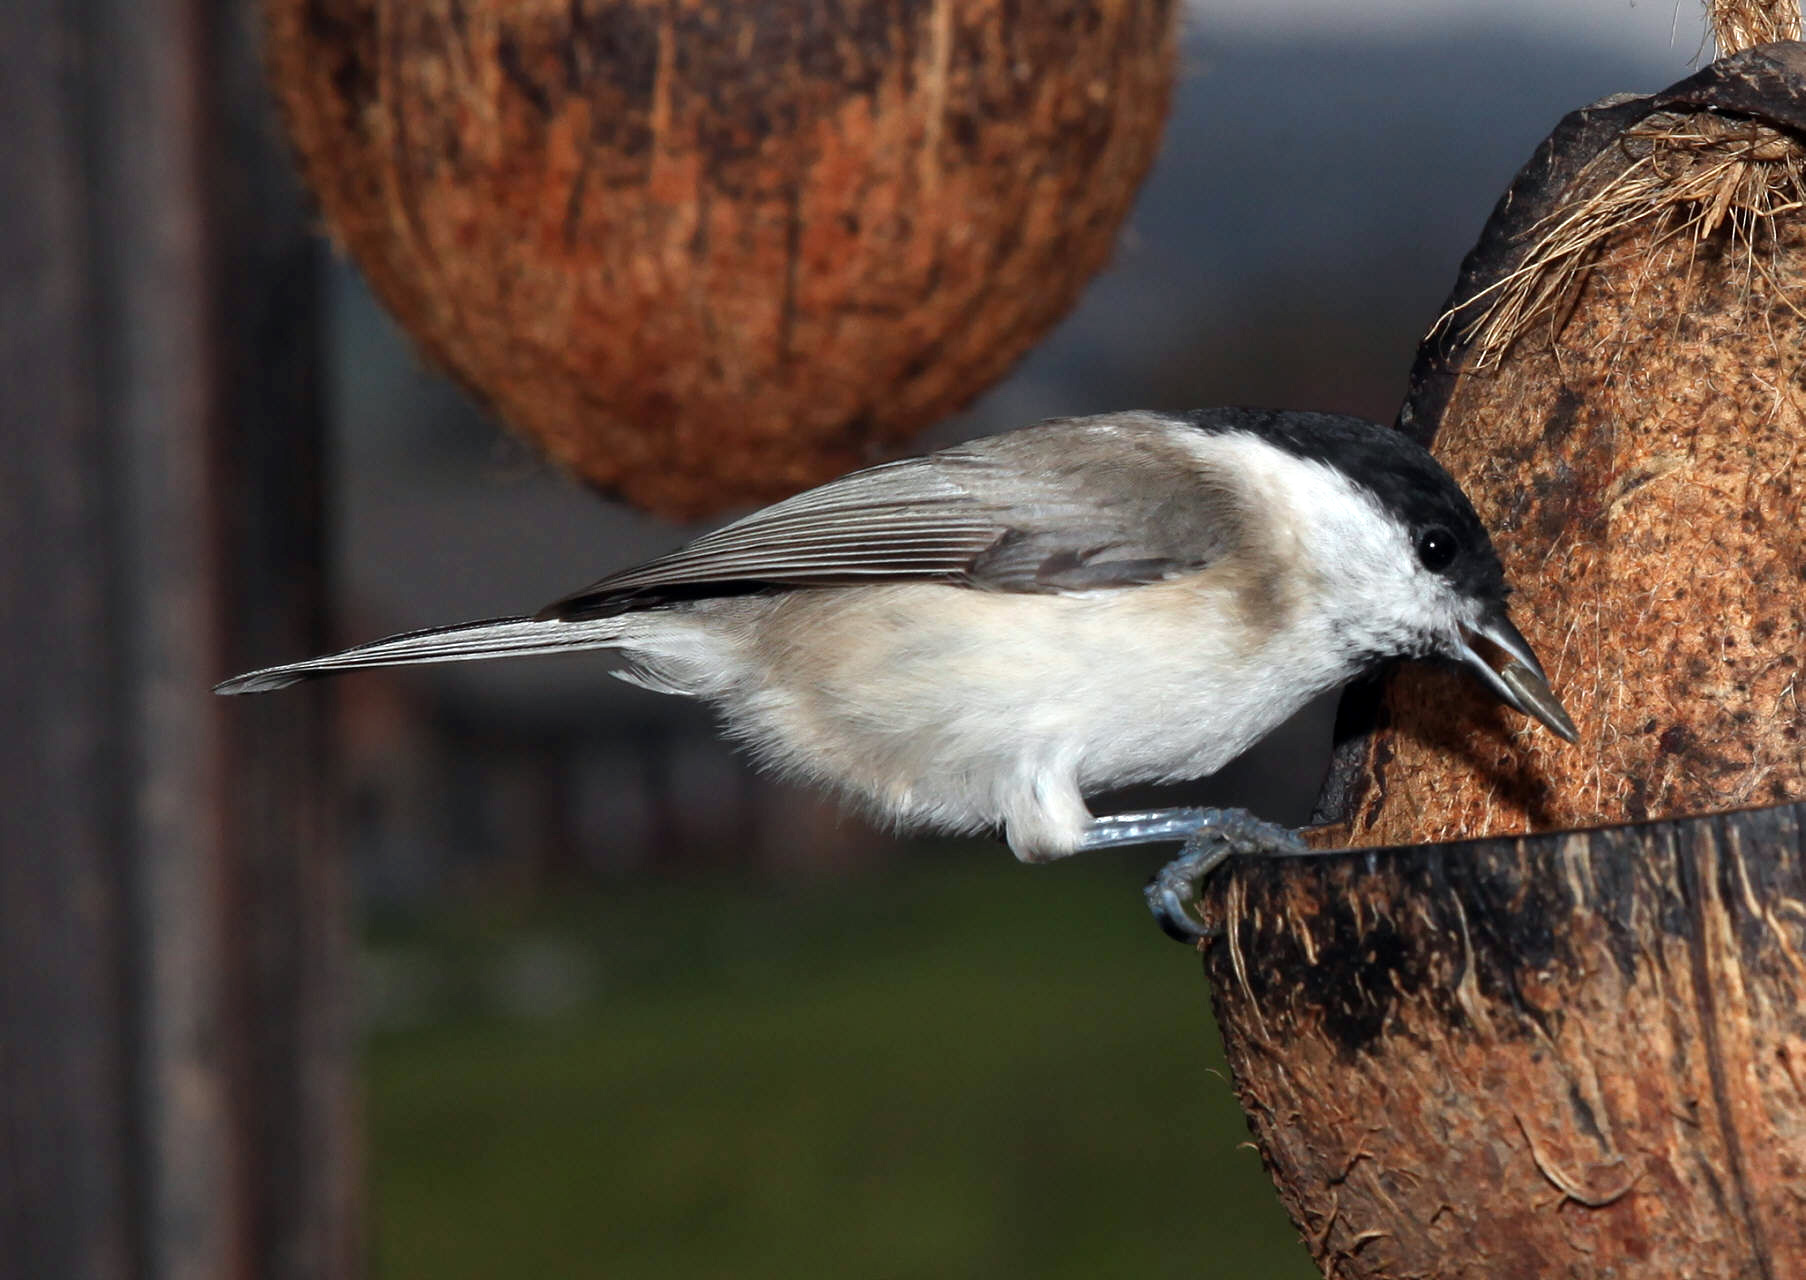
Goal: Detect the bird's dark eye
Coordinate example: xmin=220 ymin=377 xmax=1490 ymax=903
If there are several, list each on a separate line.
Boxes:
xmin=1416 ymin=526 xmax=1459 ymax=573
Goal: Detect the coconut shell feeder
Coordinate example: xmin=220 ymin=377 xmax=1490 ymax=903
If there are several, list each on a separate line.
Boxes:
xmin=1191 ymin=40 xmax=1806 ymax=1280
xmin=265 ymin=0 xmax=1178 ymax=517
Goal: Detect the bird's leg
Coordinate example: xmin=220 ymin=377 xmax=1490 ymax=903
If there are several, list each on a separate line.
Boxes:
xmin=1075 ymin=807 xmax=1311 ymax=943
xmin=1142 ymin=811 xmax=1310 ymax=943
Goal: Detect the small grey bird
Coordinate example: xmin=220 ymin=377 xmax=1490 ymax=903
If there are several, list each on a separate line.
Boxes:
xmin=217 ymin=409 xmax=1576 ymax=937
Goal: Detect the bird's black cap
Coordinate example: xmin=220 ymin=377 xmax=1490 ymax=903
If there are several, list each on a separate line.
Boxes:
xmin=1182 ymin=408 xmax=1508 ymax=605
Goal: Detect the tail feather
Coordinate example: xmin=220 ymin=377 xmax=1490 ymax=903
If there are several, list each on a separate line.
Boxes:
xmin=213 ymin=615 xmax=631 ymax=694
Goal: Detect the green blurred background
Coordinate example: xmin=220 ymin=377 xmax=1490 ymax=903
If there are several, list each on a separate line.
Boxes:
xmin=365 ymin=853 xmax=1313 ymax=1277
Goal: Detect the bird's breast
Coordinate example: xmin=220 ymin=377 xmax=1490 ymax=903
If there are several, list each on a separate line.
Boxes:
xmin=731 ymin=561 xmax=1350 ymax=792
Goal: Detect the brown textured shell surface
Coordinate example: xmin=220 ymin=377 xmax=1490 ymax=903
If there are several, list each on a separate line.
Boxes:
xmin=1341 ymin=108 xmax=1806 ymax=848
xmin=265 ymin=0 xmax=1178 ymax=517
xmin=1215 ymin=50 xmax=1806 ymax=1280
xmin=1197 ymin=810 xmax=1806 ymax=1280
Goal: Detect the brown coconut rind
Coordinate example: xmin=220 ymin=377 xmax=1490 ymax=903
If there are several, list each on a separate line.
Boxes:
xmin=1211 ymin=46 xmax=1806 ymax=1280
xmin=1194 ymin=808 xmax=1806 ymax=1280
xmin=1317 ymin=43 xmax=1806 ymax=849
xmin=264 ymin=0 xmax=1177 ymax=517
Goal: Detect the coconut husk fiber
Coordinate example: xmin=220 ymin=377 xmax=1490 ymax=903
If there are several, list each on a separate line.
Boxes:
xmin=1711 ymin=0 xmax=1803 ymax=51
xmin=1321 ymin=42 xmax=1806 ymax=848
xmin=264 ymin=0 xmax=1177 ymax=518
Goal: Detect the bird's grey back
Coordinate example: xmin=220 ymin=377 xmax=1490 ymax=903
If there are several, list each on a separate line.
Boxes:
xmin=544 ymin=410 xmax=1261 ymax=619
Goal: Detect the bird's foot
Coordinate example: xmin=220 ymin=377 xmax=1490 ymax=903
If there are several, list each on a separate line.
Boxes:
xmin=1143 ymin=809 xmax=1309 ymax=944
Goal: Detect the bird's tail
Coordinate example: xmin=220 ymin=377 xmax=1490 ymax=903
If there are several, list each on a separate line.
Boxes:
xmin=213 ymin=615 xmax=633 ymax=694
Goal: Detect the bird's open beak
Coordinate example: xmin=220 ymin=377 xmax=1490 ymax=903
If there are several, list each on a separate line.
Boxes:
xmin=1456 ymin=606 xmax=1579 ymax=743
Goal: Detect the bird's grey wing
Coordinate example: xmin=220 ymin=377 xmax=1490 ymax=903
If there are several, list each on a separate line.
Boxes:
xmin=543 ymin=414 xmax=1249 ymax=618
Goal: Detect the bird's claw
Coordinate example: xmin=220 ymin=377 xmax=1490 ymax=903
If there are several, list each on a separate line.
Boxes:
xmin=1144 ymin=809 xmax=1309 ymax=943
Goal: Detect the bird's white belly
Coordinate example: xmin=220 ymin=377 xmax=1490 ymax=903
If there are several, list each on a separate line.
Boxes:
xmin=682 ymin=577 xmax=1343 ymax=852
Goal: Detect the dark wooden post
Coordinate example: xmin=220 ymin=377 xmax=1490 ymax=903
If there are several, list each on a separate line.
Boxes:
xmin=0 ymin=1 xmax=356 ymax=1276
xmin=0 ymin=1 xmax=137 ymax=1271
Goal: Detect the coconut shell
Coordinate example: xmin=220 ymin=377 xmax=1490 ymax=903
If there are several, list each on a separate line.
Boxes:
xmin=1322 ymin=43 xmax=1806 ymax=848
xmin=1194 ymin=806 xmax=1806 ymax=1280
xmin=264 ymin=0 xmax=1177 ymax=517
xmin=1199 ymin=45 xmax=1806 ymax=1280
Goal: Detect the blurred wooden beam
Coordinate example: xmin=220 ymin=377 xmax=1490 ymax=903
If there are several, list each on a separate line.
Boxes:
xmin=0 ymin=0 xmax=355 ymax=1276
xmin=0 ymin=0 xmax=136 ymax=1272
xmin=209 ymin=1 xmax=359 ymax=1273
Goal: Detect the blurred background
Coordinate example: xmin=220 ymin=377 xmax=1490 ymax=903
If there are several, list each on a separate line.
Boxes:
xmin=2 ymin=1 xmax=1714 ymax=1277
xmin=334 ymin=4 xmax=1711 ymax=1274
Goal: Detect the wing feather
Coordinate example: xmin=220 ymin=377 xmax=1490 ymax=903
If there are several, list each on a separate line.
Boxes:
xmin=542 ymin=413 xmax=1250 ymax=619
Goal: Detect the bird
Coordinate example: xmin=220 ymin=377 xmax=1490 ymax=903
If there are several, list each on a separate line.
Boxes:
xmin=217 ymin=408 xmax=1577 ymax=937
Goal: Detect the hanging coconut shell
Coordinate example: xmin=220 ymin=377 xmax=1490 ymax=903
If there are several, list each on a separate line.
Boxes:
xmin=264 ymin=0 xmax=1178 ymax=517
xmin=1314 ymin=41 xmax=1806 ymax=849
xmin=1184 ymin=39 xmax=1806 ymax=1280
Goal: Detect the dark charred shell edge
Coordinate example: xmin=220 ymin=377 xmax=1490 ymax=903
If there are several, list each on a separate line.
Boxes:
xmin=1310 ymin=41 xmax=1806 ymax=828
xmin=1203 ymin=799 xmax=1806 ymax=1057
